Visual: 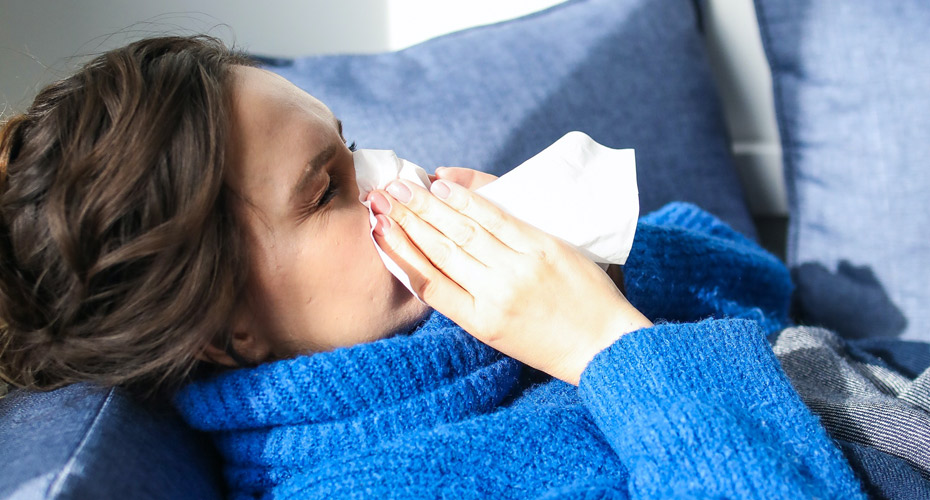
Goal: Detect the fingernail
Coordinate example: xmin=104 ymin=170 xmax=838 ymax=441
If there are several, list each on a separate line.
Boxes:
xmin=431 ymin=180 xmax=451 ymax=199
xmin=368 ymin=191 xmax=391 ymax=214
xmin=373 ymin=214 xmax=391 ymax=236
xmin=386 ymin=181 xmax=412 ymax=203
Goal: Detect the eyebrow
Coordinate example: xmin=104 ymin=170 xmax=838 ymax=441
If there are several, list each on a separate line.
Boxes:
xmin=290 ymin=143 xmax=338 ymax=204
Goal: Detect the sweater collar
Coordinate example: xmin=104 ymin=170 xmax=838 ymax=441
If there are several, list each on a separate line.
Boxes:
xmin=174 ymin=311 xmax=521 ymax=432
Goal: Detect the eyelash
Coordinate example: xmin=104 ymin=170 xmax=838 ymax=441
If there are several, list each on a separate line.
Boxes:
xmin=298 ymin=140 xmax=354 ymax=220
xmin=296 ymin=174 xmax=339 ymax=222
xmin=322 ymin=139 xmax=356 ymax=206
xmin=318 ymin=177 xmax=339 ymax=207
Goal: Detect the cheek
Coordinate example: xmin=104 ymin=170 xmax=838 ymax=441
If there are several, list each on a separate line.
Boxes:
xmin=256 ymin=204 xmax=375 ymax=302
xmin=254 ymin=202 xmax=419 ymax=352
xmin=319 ymin=203 xmax=388 ymax=286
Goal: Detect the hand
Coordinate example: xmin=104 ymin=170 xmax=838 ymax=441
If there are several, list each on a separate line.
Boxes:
xmin=428 ymin=167 xmax=498 ymax=191
xmin=367 ymin=178 xmax=652 ymax=385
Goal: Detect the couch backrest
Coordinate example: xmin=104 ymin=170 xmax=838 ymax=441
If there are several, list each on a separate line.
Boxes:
xmin=0 ymin=384 xmax=223 ymax=500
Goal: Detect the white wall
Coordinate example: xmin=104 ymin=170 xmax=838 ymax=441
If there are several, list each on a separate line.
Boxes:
xmin=0 ymin=0 xmax=562 ymax=113
xmin=0 ymin=0 xmax=785 ymax=216
xmin=0 ymin=0 xmax=384 ymax=111
xmin=383 ymin=0 xmax=565 ymax=50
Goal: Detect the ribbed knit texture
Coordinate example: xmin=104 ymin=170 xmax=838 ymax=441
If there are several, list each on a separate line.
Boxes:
xmin=623 ymin=202 xmax=792 ymax=335
xmin=175 ymin=202 xmax=862 ymax=499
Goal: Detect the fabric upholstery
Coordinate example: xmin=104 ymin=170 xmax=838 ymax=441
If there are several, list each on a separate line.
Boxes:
xmin=754 ymin=0 xmax=930 ymax=340
xmin=0 ymin=384 xmax=222 ymax=500
xmin=262 ymin=0 xmax=756 ymax=236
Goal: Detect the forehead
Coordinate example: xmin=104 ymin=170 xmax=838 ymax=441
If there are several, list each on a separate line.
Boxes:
xmin=225 ymin=66 xmax=339 ymax=217
xmin=229 ymin=66 xmax=335 ymax=128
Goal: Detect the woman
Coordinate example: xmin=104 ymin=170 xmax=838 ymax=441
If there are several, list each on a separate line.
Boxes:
xmin=0 ymin=36 xmax=864 ymax=498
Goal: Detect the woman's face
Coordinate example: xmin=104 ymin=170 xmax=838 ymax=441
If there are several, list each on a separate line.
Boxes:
xmin=223 ymin=66 xmax=430 ymax=361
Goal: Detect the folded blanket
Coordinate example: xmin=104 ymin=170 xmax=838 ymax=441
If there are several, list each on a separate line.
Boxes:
xmin=774 ymin=326 xmax=930 ymax=498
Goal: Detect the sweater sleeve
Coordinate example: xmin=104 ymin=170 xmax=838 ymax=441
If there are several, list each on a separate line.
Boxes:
xmin=578 ymin=318 xmax=865 ymax=499
xmin=624 ymin=203 xmax=793 ymax=334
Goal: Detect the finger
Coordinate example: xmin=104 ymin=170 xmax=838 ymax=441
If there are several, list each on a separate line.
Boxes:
xmin=371 ymin=214 xmax=475 ymax=312
xmin=435 ymin=167 xmax=498 ymax=191
xmin=381 ymin=181 xmax=514 ymax=268
xmin=428 ymin=179 xmax=537 ymax=254
xmin=371 ymin=187 xmax=496 ymax=292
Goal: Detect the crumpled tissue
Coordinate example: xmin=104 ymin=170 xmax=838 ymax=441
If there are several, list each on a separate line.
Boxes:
xmin=355 ymin=131 xmax=639 ymax=298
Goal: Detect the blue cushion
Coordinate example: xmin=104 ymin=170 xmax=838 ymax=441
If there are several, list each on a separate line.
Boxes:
xmin=754 ymin=0 xmax=930 ymax=341
xmin=0 ymin=384 xmax=222 ymax=500
xmin=261 ymin=0 xmax=756 ymax=237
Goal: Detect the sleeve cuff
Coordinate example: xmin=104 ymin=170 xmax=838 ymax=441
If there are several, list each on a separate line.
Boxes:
xmin=578 ymin=318 xmax=863 ymax=498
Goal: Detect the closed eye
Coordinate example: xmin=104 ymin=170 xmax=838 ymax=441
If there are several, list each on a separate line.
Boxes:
xmin=298 ymin=175 xmax=339 ymax=221
xmin=318 ymin=177 xmax=339 ymax=206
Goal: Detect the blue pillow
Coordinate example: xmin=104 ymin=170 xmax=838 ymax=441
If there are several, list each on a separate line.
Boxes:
xmin=262 ymin=0 xmax=756 ymax=237
xmin=755 ymin=0 xmax=930 ymax=341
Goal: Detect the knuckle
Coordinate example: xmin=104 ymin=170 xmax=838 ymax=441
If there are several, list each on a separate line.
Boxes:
xmin=430 ymin=240 xmax=456 ymax=269
xmin=405 ymin=193 xmax=423 ymax=213
xmin=453 ymin=222 xmax=477 ymax=248
xmin=456 ymin=190 xmax=476 ymax=213
xmin=406 ymin=192 xmax=427 ymax=213
xmin=531 ymin=247 xmax=551 ymax=264
xmin=482 ymin=210 xmax=506 ymax=234
xmin=411 ymin=195 xmax=439 ymax=221
xmin=531 ymin=239 xmax=561 ymax=264
xmin=417 ymin=276 xmax=439 ymax=302
xmin=392 ymin=208 xmax=413 ymax=228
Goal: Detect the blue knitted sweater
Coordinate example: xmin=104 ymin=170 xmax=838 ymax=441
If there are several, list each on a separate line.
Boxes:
xmin=175 ymin=203 xmax=865 ymax=499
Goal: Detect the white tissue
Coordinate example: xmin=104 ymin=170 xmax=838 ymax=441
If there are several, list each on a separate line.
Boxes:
xmin=355 ymin=148 xmax=432 ymax=295
xmin=355 ymin=131 xmax=639 ymax=298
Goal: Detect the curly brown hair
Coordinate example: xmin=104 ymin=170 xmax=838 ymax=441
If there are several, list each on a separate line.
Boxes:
xmin=0 ymin=35 xmax=255 ymax=402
